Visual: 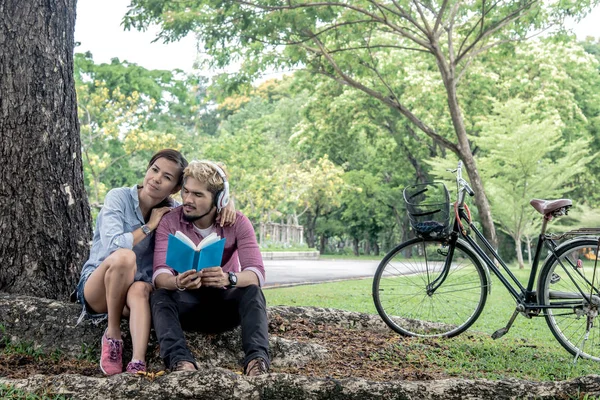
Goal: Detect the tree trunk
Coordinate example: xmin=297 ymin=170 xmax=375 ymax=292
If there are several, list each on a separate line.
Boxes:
xmin=526 ymin=236 xmax=533 ymax=266
xmin=304 ymin=211 xmax=316 ymax=248
xmin=319 ymin=235 xmax=326 ymax=255
xmin=0 ymin=0 xmax=91 ymax=300
xmin=352 ymin=238 xmax=359 ymax=256
xmin=373 ymin=241 xmax=380 ymax=256
xmin=435 ymin=48 xmax=498 ymax=250
xmin=515 ymin=236 xmax=525 ymax=269
xmin=461 ymin=153 xmax=498 ymax=250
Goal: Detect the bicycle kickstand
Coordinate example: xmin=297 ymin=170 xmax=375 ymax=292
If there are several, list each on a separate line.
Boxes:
xmin=491 ymin=309 xmax=520 ymax=340
xmin=573 ymin=319 xmax=593 ymax=364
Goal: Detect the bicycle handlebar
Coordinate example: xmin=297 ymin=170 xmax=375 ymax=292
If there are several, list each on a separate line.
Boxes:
xmin=455 ymin=161 xmax=475 ymax=197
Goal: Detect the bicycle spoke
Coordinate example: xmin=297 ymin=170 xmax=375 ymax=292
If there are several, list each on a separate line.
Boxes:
xmin=373 ymin=238 xmax=487 ymax=338
xmin=540 ymin=238 xmax=600 ymax=361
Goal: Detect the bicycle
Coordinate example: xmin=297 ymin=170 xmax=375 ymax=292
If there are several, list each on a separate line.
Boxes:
xmin=372 ymin=161 xmax=600 ymax=361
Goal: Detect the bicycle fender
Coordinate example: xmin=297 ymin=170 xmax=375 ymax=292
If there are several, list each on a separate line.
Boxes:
xmin=543 ymin=236 xmax=600 ymax=266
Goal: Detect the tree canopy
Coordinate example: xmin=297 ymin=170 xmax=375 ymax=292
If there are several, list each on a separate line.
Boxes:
xmin=74 ymin=7 xmax=600 ymax=258
xmin=122 ymin=0 xmax=600 ymax=248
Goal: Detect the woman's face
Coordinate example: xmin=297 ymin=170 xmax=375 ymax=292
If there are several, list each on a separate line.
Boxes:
xmin=140 ymin=157 xmax=182 ymax=203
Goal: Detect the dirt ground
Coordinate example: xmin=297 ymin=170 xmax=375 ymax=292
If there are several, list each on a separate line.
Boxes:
xmin=0 ymin=316 xmax=446 ymax=382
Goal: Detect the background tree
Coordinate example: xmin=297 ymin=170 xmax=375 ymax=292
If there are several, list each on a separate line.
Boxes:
xmin=74 ymin=53 xmax=207 ymax=209
xmin=291 ymin=75 xmax=421 ymax=251
xmin=0 ymin=0 xmax=91 ymax=299
xmin=77 ymin=81 xmax=178 ymax=206
xmin=475 ymin=99 xmax=592 ymax=268
xmin=123 ymin=0 xmax=600 ymax=249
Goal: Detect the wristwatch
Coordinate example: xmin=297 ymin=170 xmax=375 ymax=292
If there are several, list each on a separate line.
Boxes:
xmin=228 ymin=272 xmax=238 ymax=288
xmin=141 ymin=224 xmax=152 ymax=236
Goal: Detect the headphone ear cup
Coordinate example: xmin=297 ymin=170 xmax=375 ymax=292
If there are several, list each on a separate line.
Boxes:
xmin=214 ymin=190 xmax=222 ymax=208
xmin=216 ymin=182 xmax=230 ymax=211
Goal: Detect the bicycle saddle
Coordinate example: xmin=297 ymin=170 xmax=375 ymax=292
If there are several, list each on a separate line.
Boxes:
xmin=530 ymin=198 xmax=572 ymax=216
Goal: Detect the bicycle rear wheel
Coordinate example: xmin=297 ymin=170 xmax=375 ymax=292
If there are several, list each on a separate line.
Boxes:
xmin=372 ymin=237 xmax=489 ymax=338
xmin=538 ymin=238 xmax=600 ymax=361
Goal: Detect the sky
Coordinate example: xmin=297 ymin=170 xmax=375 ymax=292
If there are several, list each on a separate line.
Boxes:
xmin=75 ymin=1 xmax=600 ymax=74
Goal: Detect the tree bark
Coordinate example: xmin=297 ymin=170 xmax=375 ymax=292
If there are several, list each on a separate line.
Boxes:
xmin=0 ymin=0 xmax=91 ymax=299
xmin=461 ymin=151 xmax=498 ymax=250
xmin=319 ymin=235 xmax=326 ymax=254
xmin=515 ymin=236 xmax=525 ymax=269
xmin=304 ymin=211 xmax=316 ymax=249
xmin=432 ymin=42 xmax=498 ymax=250
xmin=352 ymin=238 xmax=359 ymax=256
xmin=526 ymin=236 xmax=533 ymax=266
xmin=373 ymin=241 xmax=380 ymax=256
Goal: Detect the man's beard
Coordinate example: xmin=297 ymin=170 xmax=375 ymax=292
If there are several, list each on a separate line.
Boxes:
xmin=182 ymin=213 xmax=202 ymax=222
xmin=182 ymin=206 xmax=214 ymax=222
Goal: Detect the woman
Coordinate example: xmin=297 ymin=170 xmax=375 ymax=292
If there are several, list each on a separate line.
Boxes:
xmin=76 ymin=149 xmax=234 ymax=375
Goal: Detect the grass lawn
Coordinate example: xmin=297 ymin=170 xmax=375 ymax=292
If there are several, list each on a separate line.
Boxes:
xmin=264 ymin=267 xmax=600 ymax=381
xmin=0 ymin=384 xmax=67 ymax=400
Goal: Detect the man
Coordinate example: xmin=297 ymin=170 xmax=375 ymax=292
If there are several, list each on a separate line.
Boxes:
xmin=151 ymin=160 xmax=269 ymax=376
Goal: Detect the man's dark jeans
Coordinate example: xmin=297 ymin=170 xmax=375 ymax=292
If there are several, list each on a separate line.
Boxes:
xmin=150 ymin=285 xmax=269 ymax=370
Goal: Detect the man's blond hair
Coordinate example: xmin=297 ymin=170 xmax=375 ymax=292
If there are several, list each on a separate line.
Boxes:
xmin=183 ymin=160 xmax=228 ymax=198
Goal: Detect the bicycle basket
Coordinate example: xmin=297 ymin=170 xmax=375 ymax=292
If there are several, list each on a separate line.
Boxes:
xmin=403 ymin=182 xmax=451 ymax=238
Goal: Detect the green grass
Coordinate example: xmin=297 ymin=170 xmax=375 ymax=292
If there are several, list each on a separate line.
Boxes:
xmin=0 ymin=384 xmax=68 ymax=400
xmin=264 ymin=267 xmax=600 ymax=381
xmin=2 ymin=341 xmax=45 ymax=359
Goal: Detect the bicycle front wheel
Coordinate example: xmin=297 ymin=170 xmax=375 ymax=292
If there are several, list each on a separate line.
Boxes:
xmin=372 ymin=237 xmax=489 ymax=338
xmin=538 ymin=238 xmax=600 ymax=361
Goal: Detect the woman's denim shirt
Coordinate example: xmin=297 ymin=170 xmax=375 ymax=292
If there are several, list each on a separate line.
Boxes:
xmin=79 ymin=185 xmax=176 ymax=285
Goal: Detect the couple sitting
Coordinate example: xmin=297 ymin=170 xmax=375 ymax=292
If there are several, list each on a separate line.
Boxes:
xmin=75 ymin=150 xmax=269 ymax=376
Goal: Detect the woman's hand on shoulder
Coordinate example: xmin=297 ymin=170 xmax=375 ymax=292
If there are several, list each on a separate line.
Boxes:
xmin=217 ymin=198 xmax=236 ymax=227
xmin=148 ymin=206 xmax=171 ymax=230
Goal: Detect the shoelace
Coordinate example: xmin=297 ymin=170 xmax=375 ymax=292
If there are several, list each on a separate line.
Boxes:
xmin=108 ymin=339 xmax=122 ymax=361
xmin=129 ymin=361 xmax=146 ymax=373
xmin=246 ymin=358 xmax=268 ymax=375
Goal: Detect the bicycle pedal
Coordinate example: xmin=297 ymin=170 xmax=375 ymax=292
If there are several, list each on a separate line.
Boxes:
xmin=550 ymin=273 xmax=561 ymax=284
xmin=437 ymin=249 xmax=448 ymax=257
xmin=491 ymin=328 xmax=508 ymax=340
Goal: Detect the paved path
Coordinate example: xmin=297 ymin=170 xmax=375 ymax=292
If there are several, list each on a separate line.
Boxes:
xmin=263 ymin=258 xmax=381 ymax=287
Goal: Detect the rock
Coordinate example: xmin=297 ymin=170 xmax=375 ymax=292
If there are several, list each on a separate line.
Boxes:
xmin=3 ymin=293 xmax=600 ymax=399
xmin=2 ymin=371 xmax=600 ymax=399
xmin=267 ymin=306 xmax=388 ymax=331
xmin=0 ymin=294 xmax=342 ymax=369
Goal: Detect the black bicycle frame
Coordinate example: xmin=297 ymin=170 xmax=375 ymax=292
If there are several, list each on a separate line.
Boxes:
xmin=454 ymin=207 xmax=592 ymax=310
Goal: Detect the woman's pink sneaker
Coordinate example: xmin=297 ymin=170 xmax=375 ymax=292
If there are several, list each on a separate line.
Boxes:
xmin=99 ymin=331 xmax=123 ymax=375
xmin=126 ymin=360 xmax=147 ymax=374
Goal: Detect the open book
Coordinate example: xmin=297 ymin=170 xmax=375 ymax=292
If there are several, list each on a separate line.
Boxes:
xmin=166 ymin=231 xmax=226 ymax=273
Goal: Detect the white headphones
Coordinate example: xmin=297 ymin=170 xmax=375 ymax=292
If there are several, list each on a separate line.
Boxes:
xmin=198 ymin=160 xmax=230 ymax=212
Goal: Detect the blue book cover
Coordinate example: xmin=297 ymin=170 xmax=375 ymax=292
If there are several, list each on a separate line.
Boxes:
xmin=166 ymin=232 xmax=226 ymax=273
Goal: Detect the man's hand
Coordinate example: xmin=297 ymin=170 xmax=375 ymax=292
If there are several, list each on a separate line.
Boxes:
xmin=199 ymin=267 xmax=228 ymax=287
xmin=177 ymin=270 xmax=201 ymax=290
